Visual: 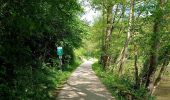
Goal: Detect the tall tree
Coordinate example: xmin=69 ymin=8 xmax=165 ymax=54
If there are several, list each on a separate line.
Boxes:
xmin=144 ymin=0 xmax=165 ymax=94
xmin=0 ymin=0 xmax=85 ymax=99
xmin=116 ymin=0 xmax=135 ymax=74
xmin=91 ymin=0 xmax=126 ymax=69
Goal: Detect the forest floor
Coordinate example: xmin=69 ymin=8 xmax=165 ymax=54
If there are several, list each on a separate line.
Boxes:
xmin=154 ymin=66 xmax=170 ymax=100
xmin=56 ymin=61 xmax=115 ymax=100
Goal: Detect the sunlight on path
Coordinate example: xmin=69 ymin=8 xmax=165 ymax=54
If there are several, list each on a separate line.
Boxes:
xmin=56 ymin=61 xmax=115 ymax=100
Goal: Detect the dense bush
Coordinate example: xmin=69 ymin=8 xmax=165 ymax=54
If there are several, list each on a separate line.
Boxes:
xmin=0 ymin=0 xmax=85 ymax=99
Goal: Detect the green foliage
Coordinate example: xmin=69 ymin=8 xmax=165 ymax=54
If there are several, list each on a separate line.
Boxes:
xmin=89 ymin=0 xmax=170 ymax=98
xmin=92 ymin=62 xmax=155 ymax=100
xmin=0 ymin=58 xmax=81 ymax=100
xmin=0 ymin=0 xmax=85 ymax=99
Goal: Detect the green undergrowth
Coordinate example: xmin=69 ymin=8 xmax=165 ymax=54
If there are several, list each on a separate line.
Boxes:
xmin=50 ymin=59 xmax=81 ymax=99
xmin=92 ymin=62 xmax=155 ymax=100
xmin=0 ymin=59 xmax=81 ymax=100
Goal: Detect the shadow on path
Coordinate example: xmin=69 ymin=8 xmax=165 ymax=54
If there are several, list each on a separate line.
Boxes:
xmin=56 ymin=61 xmax=114 ymax=100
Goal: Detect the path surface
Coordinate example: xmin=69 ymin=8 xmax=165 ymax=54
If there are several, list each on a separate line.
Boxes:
xmin=56 ymin=61 xmax=115 ymax=100
xmin=154 ymin=67 xmax=170 ymax=100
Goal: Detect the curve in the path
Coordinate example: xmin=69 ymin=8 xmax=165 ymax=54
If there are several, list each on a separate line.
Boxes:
xmin=56 ymin=61 xmax=115 ymax=100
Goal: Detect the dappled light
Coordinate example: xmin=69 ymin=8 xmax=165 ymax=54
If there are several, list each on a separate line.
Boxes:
xmin=57 ymin=61 xmax=114 ymax=100
xmin=0 ymin=0 xmax=170 ymax=99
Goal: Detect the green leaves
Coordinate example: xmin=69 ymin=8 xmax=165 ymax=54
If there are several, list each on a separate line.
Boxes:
xmin=0 ymin=0 xmax=85 ymax=99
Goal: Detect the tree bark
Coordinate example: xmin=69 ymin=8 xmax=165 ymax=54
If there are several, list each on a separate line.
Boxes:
xmin=140 ymin=58 xmax=150 ymax=86
xmin=102 ymin=5 xmax=113 ymax=70
xmin=134 ymin=44 xmax=139 ymax=88
xmin=151 ymin=59 xmax=169 ymax=94
xmin=100 ymin=1 xmax=106 ymax=66
xmin=117 ymin=0 xmax=135 ymax=75
xmin=145 ymin=0 xmax=164 ymax=94
xmin=145 ymin=17 xmax=160 ymax=94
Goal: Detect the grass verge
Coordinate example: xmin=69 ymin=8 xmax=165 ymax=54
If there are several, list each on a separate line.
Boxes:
xmin=92 ymin=62 xmax=155 ymax=100
xmin=50 ymin=59 xmax=82 ymax=99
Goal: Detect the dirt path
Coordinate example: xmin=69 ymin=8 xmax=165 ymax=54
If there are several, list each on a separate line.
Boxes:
xmin=154 ymin=67 xmax=170 ymax=100
xmin=56 ymin=61 xmax=115 ymax=100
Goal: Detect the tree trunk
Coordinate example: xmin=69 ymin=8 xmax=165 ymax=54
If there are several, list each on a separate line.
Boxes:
xmin=145 ymin=18 xmax=160 ymax=94
xmin=145 ymin=0 xmax=164 ymax=94
xmin=134 ymin=44 xmax=139 ymax=88
xmin=151 ymin=59 xmax=169 ymax=94
xmin=151 ymin=49 xmax=170 ymax=94
xmin=100 ymin=1 xmax=105 ymax=65
xmin=117 ymin=0 xmax=135 ymax=74
xmin=102 ymin=5 xmax=113 ymax=70
xmin=140 ymin=58 xmax=150 ymax=86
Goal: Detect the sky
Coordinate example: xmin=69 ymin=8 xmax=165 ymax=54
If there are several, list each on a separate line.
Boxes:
xmin=80 ymin=0 xmax=100 ymax=25
xmin=79 ymin=0 xmax=153 ymax=25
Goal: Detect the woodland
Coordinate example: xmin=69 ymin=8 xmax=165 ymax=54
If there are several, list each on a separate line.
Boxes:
xmin=83 ymin=0 xmax=170 ymax=99
xmin=0 ymin=0 xmax=170 ymax=100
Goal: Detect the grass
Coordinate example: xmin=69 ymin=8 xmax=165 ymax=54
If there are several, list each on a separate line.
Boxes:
xmin=0 ymin=60 xmax=82 ymax=100
xmin=50 ymin=59 xmax=82 ymax=99
xmin=92 ymin=62 xmax=155 ymax=100
xmin=92 ymin=63 xmax=120 ymax=99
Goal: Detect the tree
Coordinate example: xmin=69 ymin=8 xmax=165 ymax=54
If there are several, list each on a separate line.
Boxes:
xmin=139 ymin=0 xmax=169 ymax=94
xmin=0 ymin=0 xmax=85 ymax=99
xmin=116 ymin=0 xmax=135 ymax=74
xmin=90 ymin=0 xmax=126 ymax=69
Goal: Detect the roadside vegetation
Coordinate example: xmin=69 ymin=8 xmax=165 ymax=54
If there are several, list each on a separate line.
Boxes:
xmin=88 ymin=0 xmax=170 ymax=100
xmin=0 ymin=0 xmax=85 ymax=99
xmin=92 ymin=62 xmax=155 ymax=100
xmin=0 ymin=0 xmax=170 ymax=100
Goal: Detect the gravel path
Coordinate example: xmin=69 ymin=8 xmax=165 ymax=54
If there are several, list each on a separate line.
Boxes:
xmin=56 ymin=61 xmax=115 ymax=100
